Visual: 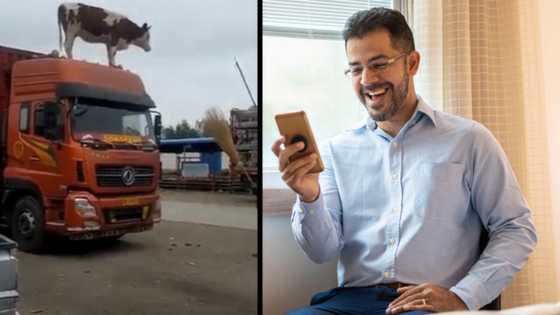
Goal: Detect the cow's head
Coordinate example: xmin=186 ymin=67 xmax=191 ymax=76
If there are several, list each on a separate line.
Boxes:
xmin=134 ymin=23 xmax=151 ymax=52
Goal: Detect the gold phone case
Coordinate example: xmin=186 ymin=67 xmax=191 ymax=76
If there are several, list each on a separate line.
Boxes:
xmin=275 ymin=111 xmax=324 ymax=173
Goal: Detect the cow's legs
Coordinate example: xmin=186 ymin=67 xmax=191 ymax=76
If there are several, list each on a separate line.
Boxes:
xmin=64 ymin=33 xmax=77 ymax=59
xmin=106 ymin=45 xmax=118 ymax=67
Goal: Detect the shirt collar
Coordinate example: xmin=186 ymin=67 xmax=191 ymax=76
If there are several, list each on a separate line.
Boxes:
xmin=350 ymin=116 xmax=375 ymax=131
xmin=350 ymin=95 xmax=438 ymax=132
xmin=415 ymin=95 xmax=438 ymax=128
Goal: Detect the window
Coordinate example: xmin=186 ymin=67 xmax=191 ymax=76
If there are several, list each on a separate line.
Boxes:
xmin=34 ymin=107 xmax=46 ymax=137
xmin=263 ymin=0 xmax=395 ymax=188
xmin=34 ymin=103 xmax=63 ymax=140
xmin=123 ymin=114 xmax=146 ymax=136
xmin=70 ymin=102 xmax=153 ymax=139
xmin=19 ymin=103 xmax=30 ymax=133
xmin=263 ymin=36 xmax=363 ymax=168
xmin=264 ymin=0 xmax=394 ymax=39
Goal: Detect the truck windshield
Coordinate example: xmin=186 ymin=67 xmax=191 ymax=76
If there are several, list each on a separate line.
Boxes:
xmin=70 ymin=101 xmax=154 ymax=142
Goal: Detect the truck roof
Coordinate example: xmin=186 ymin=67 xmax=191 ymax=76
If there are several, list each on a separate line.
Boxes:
xmin=1 ymin=47 xmax=154 ymax=109
xmin=13 ymin=57 xmax=148 ymax=96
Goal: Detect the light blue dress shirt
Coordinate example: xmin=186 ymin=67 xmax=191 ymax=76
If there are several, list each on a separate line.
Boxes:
xmin=291 ymin=96 xmax=537 ymax=310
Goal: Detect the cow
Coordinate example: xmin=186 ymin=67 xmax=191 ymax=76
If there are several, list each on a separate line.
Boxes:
xmin=58 ymin=3 xmax=151 ymax=67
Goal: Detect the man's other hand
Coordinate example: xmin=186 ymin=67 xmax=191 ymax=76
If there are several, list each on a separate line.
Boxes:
xmin=386 ymin=283 xmax=468 ymax=314
xmin=271 ymin=136 xmax=320 ymax=202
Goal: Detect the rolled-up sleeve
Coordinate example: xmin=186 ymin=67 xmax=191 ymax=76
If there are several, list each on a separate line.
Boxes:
xmin=291 ymin=141 xmax=344 ymax=264
xmin=450 ymin=123 xmax=537 ymax=310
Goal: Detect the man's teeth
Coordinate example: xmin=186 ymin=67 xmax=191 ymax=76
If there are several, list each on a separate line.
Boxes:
xmin=368 ymin=87 xmax=387 ymax=97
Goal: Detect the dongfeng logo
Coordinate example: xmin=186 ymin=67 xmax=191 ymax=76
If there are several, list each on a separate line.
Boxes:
xmin=121 ymin=166 xmax=136 ymax=186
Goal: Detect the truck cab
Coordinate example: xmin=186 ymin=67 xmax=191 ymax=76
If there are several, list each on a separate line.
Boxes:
xmin=0 ymin=51 xmax=162 ymax=252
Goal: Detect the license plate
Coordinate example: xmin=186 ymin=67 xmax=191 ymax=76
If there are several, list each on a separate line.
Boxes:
xmin=122 ymin=198 xmax=140 ymax=206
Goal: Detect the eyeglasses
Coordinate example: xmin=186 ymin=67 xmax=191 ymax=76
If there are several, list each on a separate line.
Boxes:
xmin=344 ymin=53 xmax=408 ymax=78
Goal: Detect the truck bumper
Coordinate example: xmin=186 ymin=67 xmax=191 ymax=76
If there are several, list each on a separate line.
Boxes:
xmin=45 ymin=190 xmax=162 ymax=238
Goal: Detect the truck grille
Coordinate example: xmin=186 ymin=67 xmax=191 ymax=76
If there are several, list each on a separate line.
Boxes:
xmin=96 ymin=165 xmax=154 ymax=187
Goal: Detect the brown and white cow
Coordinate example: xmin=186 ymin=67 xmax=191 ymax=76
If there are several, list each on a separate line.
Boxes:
xmin=58 ymin=3 xmax=151 ymax=66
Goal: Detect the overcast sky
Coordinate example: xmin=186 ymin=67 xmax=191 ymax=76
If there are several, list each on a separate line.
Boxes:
xmin=1 ymin=0 xmax=258 ymax=127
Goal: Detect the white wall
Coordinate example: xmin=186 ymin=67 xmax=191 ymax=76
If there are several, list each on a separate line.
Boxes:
xmin=161 ymin=153 xmax=177 ymax=171
xmin=539 ymin=0 xmax=560 ymax=297
xmin=160 ymin=152 xmax=228 ymax=173
xmin=263 ymin=215 xmax=337 ymax=315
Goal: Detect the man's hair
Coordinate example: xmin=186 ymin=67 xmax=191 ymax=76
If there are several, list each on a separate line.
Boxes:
xmin=343 ymin=7 xmax=415 ymax=53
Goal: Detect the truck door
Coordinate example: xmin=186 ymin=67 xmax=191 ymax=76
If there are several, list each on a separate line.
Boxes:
xmin=24 ymin=101 xmax=71 ymax=198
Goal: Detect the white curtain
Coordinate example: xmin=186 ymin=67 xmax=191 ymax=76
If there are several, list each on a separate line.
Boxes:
xmin=413 ymin=0 xmax=558 ymax=307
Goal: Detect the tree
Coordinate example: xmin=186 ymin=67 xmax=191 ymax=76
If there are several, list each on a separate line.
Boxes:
xmin=162 ymin=120 xmax=201 ymax=139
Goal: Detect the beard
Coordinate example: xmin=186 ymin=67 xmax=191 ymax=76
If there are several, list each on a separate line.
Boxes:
xmin=360 ymin=68 xmax=409 ymax=122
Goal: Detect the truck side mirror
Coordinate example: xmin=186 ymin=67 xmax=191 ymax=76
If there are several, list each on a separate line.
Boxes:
xmin=154 ymin=114 xmax=162 ymax=142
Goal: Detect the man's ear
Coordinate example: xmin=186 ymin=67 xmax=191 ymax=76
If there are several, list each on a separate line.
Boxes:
xmin=408 ymin=51 xmax=420 ymax=75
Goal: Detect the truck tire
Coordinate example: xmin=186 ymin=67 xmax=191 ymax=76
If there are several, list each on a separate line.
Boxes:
xmin=11 ymin=196 xmax=48 ymax=253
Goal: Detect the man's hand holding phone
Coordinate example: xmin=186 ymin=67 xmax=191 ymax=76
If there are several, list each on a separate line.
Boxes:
xmin=271 ymin=136 xmax=320 ymax=202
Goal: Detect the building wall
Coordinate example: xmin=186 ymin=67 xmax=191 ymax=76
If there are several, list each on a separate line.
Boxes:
xmin=160 ymin=152 xmax=228 ymax=173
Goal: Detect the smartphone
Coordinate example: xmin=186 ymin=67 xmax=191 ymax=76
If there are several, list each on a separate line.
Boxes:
xmin=275 ymin=111 xmax=324 ymax=173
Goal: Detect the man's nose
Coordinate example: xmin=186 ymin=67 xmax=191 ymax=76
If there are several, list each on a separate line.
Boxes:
xmin=360 ymin=67 xmax=382 ymax=86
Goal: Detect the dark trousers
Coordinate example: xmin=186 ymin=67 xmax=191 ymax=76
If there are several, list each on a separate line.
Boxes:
xmin=285 ymin=286 xmax=432 ymax=315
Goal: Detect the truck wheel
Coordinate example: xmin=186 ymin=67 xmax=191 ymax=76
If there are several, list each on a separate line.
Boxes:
xmin=11 ymin=196 xmax=47 ymax=253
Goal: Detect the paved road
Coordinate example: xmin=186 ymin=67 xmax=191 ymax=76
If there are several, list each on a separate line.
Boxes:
xmin=160 ymin=190 xmax=257 ymax=230
xmin=16 ymin=190 xmax=258 ymax=315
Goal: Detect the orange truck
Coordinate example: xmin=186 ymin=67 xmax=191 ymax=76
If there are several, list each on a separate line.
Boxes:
xmin=0 ymin=46 xmax=162 ymax=253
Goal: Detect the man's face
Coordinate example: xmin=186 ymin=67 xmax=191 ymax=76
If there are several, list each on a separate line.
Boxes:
xmin=346 ymin=29 xmax=411 ymax=122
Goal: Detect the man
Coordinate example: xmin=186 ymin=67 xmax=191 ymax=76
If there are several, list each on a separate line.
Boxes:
xmin=271 ymin=7 xmax=537 ymax=315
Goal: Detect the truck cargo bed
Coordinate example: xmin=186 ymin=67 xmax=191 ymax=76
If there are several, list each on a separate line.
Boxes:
xmin=0 ymin=45 xmax=46 ymax=110
xmin=0 ymin=46 xmax=47 ymax=158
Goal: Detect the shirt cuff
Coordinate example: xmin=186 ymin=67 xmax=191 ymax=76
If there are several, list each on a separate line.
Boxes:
xmin=449 ymin=274 xmax=489 ymax=310
xmin=292 ymin=192 xmax=323 ymax=220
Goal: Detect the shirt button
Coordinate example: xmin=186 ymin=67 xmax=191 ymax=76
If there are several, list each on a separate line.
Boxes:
xmin=383 ymin=271 xmax=390 ymax=278
xmin=393 ymin=142 xmax=398 ymax=148
xmin=392 ymin=208 xmax=398 ymax=213
xmin=389 ymin=239 xmax=395 ymax=246
xmin=392 ymin=173 xmax=398 ymax=180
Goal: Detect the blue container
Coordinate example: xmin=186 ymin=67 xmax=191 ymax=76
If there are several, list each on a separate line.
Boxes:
xmin=200 ymin=152 xmax=222 ymax=175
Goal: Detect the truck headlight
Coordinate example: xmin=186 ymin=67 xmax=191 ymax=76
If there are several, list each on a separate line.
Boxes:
xmin=74 ymin=198 xmax=97 ymax=218
xmin=153 ymin=198 xmax=162 ymax=221
xmin=155 ymin=198 xmax=161 ymax=212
